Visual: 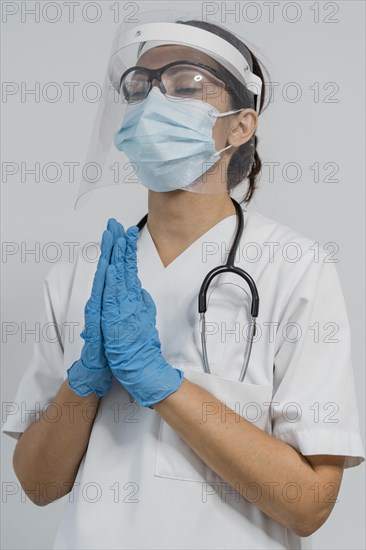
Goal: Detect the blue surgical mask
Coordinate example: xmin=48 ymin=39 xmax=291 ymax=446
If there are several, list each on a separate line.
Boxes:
xmin=113 ymin=87 xmax=245 ymax=192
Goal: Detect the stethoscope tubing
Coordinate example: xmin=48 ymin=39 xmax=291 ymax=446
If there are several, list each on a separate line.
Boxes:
xmin=137 ymin=197 xmax=259 ymax=383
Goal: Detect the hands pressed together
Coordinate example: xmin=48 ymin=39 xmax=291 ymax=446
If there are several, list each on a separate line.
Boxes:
xmin=67 ymin=219 xmax=184 ymax=409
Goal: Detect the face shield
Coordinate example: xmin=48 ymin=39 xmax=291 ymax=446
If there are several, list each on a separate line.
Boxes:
xmin=75 ymin=9 xmax=262 ymax=209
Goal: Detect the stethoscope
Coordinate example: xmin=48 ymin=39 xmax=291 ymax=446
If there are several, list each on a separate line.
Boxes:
xmin=136 ymin=197 xmax=259 ymax=383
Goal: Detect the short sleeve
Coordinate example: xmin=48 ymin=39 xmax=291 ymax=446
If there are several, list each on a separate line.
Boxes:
xmin=2 ymin=263 xmax=71 ymax=440
xmin=271 ymin=251 xmax=365 ymax=469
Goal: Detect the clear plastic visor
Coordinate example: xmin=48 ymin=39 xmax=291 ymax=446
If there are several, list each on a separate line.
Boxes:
xmin=75 ymin=19 xmax=261 ymax=208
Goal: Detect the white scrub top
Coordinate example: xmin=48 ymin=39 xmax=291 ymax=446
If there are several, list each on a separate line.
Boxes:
xmin=3 ymin=209 xmax=365 ymax=550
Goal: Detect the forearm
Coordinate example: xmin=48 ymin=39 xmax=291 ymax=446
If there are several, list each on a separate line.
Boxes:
xmin=154 ymin=378 xmax=339 ymax=537
xmin=13 ymin=379 xmax=99 ymax=506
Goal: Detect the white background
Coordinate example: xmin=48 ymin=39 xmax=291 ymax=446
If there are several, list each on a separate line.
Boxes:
xmin=1 ymin=1 xmax=365 ymax=548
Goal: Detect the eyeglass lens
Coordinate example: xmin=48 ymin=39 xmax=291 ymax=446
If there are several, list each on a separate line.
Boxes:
xmin=121 ymin=64 xmax=226 ymax=103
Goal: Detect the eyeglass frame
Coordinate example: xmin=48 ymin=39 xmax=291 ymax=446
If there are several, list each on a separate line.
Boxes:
xmin=118 ymin=59 xmax=246 ymax=105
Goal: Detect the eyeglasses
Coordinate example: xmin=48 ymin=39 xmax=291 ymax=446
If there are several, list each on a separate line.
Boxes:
xmin=119 ymin=60 xmax=238 ymax=104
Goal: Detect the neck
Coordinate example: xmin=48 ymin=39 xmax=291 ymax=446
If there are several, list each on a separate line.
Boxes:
xmin=146 ymin=191 xmax=237 ymax=267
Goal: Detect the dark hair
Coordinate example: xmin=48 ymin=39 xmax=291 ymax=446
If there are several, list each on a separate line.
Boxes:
xmin=176 ymin=19 xmax=270 ymax=204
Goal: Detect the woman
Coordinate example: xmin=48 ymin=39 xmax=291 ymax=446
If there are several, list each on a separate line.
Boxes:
xmin=3 ymin=17 xmax=365 ymax=550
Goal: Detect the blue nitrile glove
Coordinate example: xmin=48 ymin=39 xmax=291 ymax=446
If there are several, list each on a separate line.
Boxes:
xmin=101 ymin=226 xmax=184 ymax=408
xmin=67 ymin=219 xmax=125 ymax=398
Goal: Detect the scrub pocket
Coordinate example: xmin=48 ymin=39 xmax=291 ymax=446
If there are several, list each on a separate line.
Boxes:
xmin=154 ymin=365 xmax=273 ymax=483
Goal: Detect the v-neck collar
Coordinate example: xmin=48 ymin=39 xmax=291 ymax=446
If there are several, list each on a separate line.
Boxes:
xmin=149 ymin=213 xmax=239 ymax=270
xmin=136 ymin=212 xmax=244 ymax=290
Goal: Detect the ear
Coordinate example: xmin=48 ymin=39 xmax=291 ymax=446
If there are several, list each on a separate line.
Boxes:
xmin=228 ymin=109 xmax=258 ymax=148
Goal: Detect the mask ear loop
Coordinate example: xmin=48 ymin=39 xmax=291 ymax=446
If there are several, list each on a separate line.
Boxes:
xmin=215 ymin=107 xmax=245 ymax=156
xmin=217 ymin=144 xmax=233 ymax=155
xmin=216 ymin=109 xmax=256 ymax=178
xmin=215 ymin=107 xmax=245 ymax=118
